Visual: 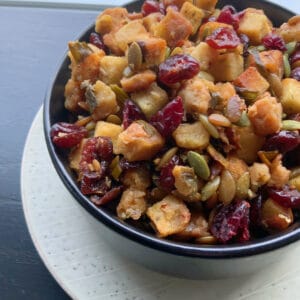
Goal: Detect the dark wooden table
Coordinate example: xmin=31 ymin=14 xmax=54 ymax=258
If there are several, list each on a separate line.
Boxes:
xmin=0 ymin=6 xmax=98 ymax=299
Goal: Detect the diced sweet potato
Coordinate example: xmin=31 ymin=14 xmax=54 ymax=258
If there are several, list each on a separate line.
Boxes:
xmin=146 ymin=195 xmax=191 ymax=237
xmin=99 ymin=56 xmax=128 ymax=85
xmin=268 ymin=155 xmax=291 ymax=188
xmin=115 ymin=120 xmax=165 ymax=161
xmin=64 ymin=79 xmax=84 ymax=112
xmin=226 ymin=155 xmax=248 ymax=181
xmin=94 ymin=121 xmax=123 ymax=152
xmin=193 ymin=0 xmax=217 ymax=12
xmin=121 ymin=70 xmax=156 ymax=93
xmin=261 ymin=198 xmax=293 ymax=231
xmin=95 ymin=7 xmax=129 ymax=35
xmin=137 ymin=37 xmax=167 ymax=67
xmin=248 ymin=95 xmax=282 ymax=136
xmin=278 ymin=16 xmax=300 ymax=43
xmin=153 ymin=7 xmax=193 ymax=47
xmin=88 ymin=80 xmax=119 ymax=121
xmin=172 ymin=121 xmax=209 ymax=150
xmin=198 ymin=22 xmax=232 ymax=41
xmin=131 ymin=82 xmax=168 ymax=119
xmin=248 ymin=50 xmax=284 ymax=79
xmin=233 ymin=67 xmax=270 ymax=96
xmin=121 ymin=168 xmax=151 ymax=190
xmin=178 ymin=78 xmax=211 ymax=115
xmin=180 ymin=2 xmax=205 ymax=35
xmin=69 ymin=138 xmax=87 ymax=172
xmin=143 ymin=12 xmax=164 ymax=34
xmin=237 ymin=8 xmax=273 ymax=45
xmin=280 ymin=78 xmax=300 ymax=114
xmin=249 ymin=163 xmax=271 ymax=191
xmin=117 ymin=188 xmax=147 ymax=220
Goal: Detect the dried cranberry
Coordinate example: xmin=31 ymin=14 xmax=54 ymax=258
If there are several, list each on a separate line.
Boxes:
xmin=291 ymin=67 xmax=300 ymax=81
xmin=206 ymin=27 xmax=240 ymax=50
xmin=290 ymin=50 xmax=300 ymax=65
xmin=89 ymin=32 xmax=106 ymax=51
xmin=122 ymin=99 xmax=145 ymax=129
xmin=217 ymin=6 xmax=239 ymax=30
xmin=51 ymin=122 xmax=88 ymax=148
xmin=119 ymin=158 xmax=146 ymax=171
xmin=97 ymin=136 xmax=113 ymax=163
xmin=239 ymin=33 xmax=250 ymax=56
xmin=250 ymin=194 xmax=263 ymax=228
xmin=262 ymin=33 xmax=287 ymax=51
xmin=81 ymin=172 xmax=110 ymax=195
xmin=210 ymin=201 xmax=250 ymax=243
xmin=141 ymin=0 xmax=165 ymax=16
xmin=150 ymin=96 xmax=184 ymax=138
xmin=263 ymin=131 xmax=300 ymax=154
xmin=269 ymin=186 xmax=300 ymax=209
xmin=158 ymin=155 xmax=180 ymax=191
xmin=158 ymin=54 xmax=200 ymax=85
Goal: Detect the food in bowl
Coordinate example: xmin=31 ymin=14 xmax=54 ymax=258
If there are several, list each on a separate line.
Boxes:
xmin=49 ymin=0 xmax=300 ymax=245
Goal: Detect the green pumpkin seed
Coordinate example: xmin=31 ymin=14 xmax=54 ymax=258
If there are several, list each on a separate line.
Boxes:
xmin=198 ymin=114 xmax=219 ymax=138
xmin=68 ymin=41 xmax=92 ymax=63
xmin=219 ymin=170 xmax=236 ymax=204
xmin=236 ymin=172 xmax=250 ymax=199
xmin=110 ymin=84 xmax=129 ymax=106
xmin=201 ymin=176 xmax=220 ymax=201
xmin=170 ymin=47 xmax=183 ymax=56
xmin=281 ymin=120 xmax=300 ymax=131
xmin=128 ymin=42 xmax=143 ymax=71
xmin=106 ymin=114 xmax=122 ymax=125
xmin=197 ymin=71 xmax=215 ymax=82
xmin=256 ymin=45 xmax=266 ymax=52
xmin=283 ymin=52 xmax=291 ymax=78
xmin=286 ymin=41 xmax=297 ymax=55
xmin=235 ymin=111 xmax=250 ymax=127
xmin=235 ymin=86 xmax=258 ymax=103
xmin=109 ymin=156 xmax=122 ymax=180
xmin=85 ymin=84 xmax=97 ymax=112
xmin=156 ymin=147 xmax=178 ymax=170
xmin=290 ymin=167 xmax=300 ymax=180
xmin=196 ymin=235 xmax=217 ymax=244
xmin=165 ymin=47 xmax=171 ymax=59
xmin=187 ymin=151 xmax=210 ymax=180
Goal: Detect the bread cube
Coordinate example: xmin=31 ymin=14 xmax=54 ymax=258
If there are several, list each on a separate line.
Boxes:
xmin=131 ymin=83 xmax=168 ymax=119
xmin=280 ymin=78 xmax=300 ymax=114
xmin=278 ymin=16 xmax=300 ymax=43
xmin=143 ymin=12 xmax=164 ymax=34
xmin=69 ymin=138 xmax=87 ymax=172
xmin=162 ymin=0 xmax=192 ymax=9
xmin=238 ymin=9 xmax=273 ymax=45
xmin=64 ymin=79 xmax=84 ymax=112
xmin=99 ymin=56 xmax=127 ymax=85
xmin=193 ymin=0 xmax=217 ymax=12
xmin=233 ymin=67 xmax=270 ymax=96
xmin=121 ymin=70 xmax=156 ymax=93
xmin=180 ymin=2 xmax=205 ymax=35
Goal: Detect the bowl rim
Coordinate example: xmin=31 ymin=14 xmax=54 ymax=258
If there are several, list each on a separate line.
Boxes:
xmin=44 ymin=0 xmax=300 ymax=259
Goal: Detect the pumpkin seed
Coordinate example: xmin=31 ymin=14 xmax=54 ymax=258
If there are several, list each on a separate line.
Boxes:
xmin=170 ymin=47 xmax=183 ymax=56
xmin=68 ymin=41 xmax=92 ymax=63
xmin=236 ymin=172 xmax=250 ymax=199
xmin=283 ymin=52 xmax=291 ymax=78
xmin=128 ymin=42 xmax=143 ymax=71
xmin=156 ymin=147 xmax=178 ymax=170
xmin=85 ymin=121 xmax=96 ymax=131
xmin=85 ymin=84 xmax=97 ymax=112
xmin=106 ymin=114 xmax=122 ymax=125
xmin=286 ymin=41 xmax=297 ymax=55
xmin=235 ymin=86 xmax=258 ymax=103
xmin=290 ymin=167 xmax=300 ymax=179
xmin=208 ymin=113 xmax=231 ymax=127
xmin=75 ymin=115 xmax=92 ymax=127
xmin=109 ymin=156 xmax=122 ymax=180
xmin=256 ymin=45 xmax=266 ymax=52
xmin=110 ymin=84 xmax=129 ymax=106
xmin=187 ymin=151 xmax=210 ymax=180
xmin=198 ymin=114 xmax=219 ymax=138
xmin=235 ymin=111 xmax=250 ymax=127
xmin=165 ymin=47 xmax=171 ymax=59
xmin=281 ymin=120 xmax=300 ymax=131
xmin=197 ymin=71 xmax=215 ymax=82
xmin=201 ymin=176 xmax=220 ymax=201
xmin=219 ymin=170 xmax=236 ymax=204
xmin=207 ymin=145 xmax=228 ymax=168
xmin=196 ymin=235 xmax=217 ymax=244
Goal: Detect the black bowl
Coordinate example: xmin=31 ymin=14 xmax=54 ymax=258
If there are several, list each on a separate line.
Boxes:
xmin=44 ymin=0 xmax=300 ymax=278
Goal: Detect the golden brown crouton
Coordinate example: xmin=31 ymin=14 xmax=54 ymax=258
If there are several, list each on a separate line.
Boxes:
xmin=280 ymin=78 xmax=300 ymax=114
xmin=143 ymin=12 xmax=164 ymax=33
xmin=249 ymin=163 xmax=271 ymax=191
xmin=146 ymin=195 xmax=191 ymax=237
xmin=278 ymin=15 xmax=300 ymax=43
xmin=180 ymin=2 xmax=205 ymax=35
xmin=248 ymin=95 xmax=282 ymax=136
xmin=268 ymin=155 xmax=291 ymax=188
xmin=162 ymin=0 xmax=192 ymax=9
xmin=226 ymin=155 xmax=249 ymax=181
xmin=193 ymin=0 xmax=217 ymax=11
xmin=64 ymin=79 xmax=85 ymax=112
xmin=69 ymin=139 xmax=87 ymax=172
xmin=121 ymin=70 xmax=157 ymax=93
xmin=122 ymin=168 xmax=151 ymax=190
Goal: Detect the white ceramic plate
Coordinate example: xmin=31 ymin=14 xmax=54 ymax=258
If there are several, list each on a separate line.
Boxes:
xmin=21 ymin=108 xmax=300 ymax=300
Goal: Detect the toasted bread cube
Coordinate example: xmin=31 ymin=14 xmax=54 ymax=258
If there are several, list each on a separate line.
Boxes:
xmin=143 ymin=12 xmax=164 ymax=33
xmin=122 ymin=168 xmax=151 ymax=190
xmin=180 ymin=2 xmax=205 ymax=35
xmin=248 ymin=50 xmax=284 ymax=79
xmin=238 ymin=9 xmax=273 ymax=45
xmin=278 ymin=16 xmax=300 ymax=43
xmin=131 ymin=83 xmax=168 ymax=119
xmin=248 ymin=95 xmax=282 ymax=136
xmin=249 ymin=163 xmax=271 ymax=190
xmin=268 ymin=155 xmax=290 ymax=188
xmin=280 ymin=78 xmax=300 ymax=114
xmin=69 ymin=138 xmax=87 ymax=172
xmin=146 ymin=195 xmax=191 ymax=237
xmin=162 ymin=0 xmax=192 ymax=9
xmin=99 ymin=56 xmax=127 ymax=85
xmin=198 ymin=22 xmax=232 ymax=40
xmin=290 ymin=176 xmax=300 ymax=191
xmin=64 ymin=79 xmax=84 ymax=112
xmin=90 ymin=80 xmax=119 ymax=121
xmin=234 ymin=67 xmax=270 ymax=95
xmin=214 ymin=82 xmax=237 ymax=106
xmin=137 ymin=37 xmax=167 ymax=67
xmin=193 ymin=0 xmax=217 ymax=12
xmin=121 ymin=70 xmax=156 ymax=93
xmin=172 ymin=121 xmax=209 ymax=150
xmin=226 ymin=155 xmax=249 ymax=181
xmin=115 ymin=120 xmax=164 ymax=161
xmin=209 ymin=51 xmax=244 ymax=82
xmin=94 ymin=121 xmax=123 ymax=152
xmin=178 ymin=78 xmax=211 ymax=115
xmin=153 ymin=8 xmax=193 ymax=47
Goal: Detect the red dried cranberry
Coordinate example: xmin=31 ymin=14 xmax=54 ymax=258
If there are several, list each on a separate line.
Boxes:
xmin=210 ymin=201 xmax=251 ymax=243
xmin=290 ymin=50 xmax=300 ymax=65
xmin=150 ymin=96 xmax=184 ymax=138
xmin=217 ymin=6 xmax=239 ymax=30
xmin=158 ymin=54 xmax=200 ymax=85
xmin=89 ymin=32 xmax=106 ymax=51
xmin=263 ymin=131 xmax=300 ymax=154
xmin=122 ymin=99 xmax=146 ymax=129
xmin=97 ymin=137 xmax=113 ymax=163
xmin=51 ymin=122 xmax=88 ymax=148
xmin=81 ymin=172 xmax=110 ymax=195
xmin=269 ymin=186 xmax=300 ymax=209
xmin=158 ymin=155 xmax=180 ymax=191
xmin=206 ymin=27 xmax=240 ymax=50
xmin=262 ymin=33 xmax=287 ymax=51
xmin=141 ymin=0 xmax=165 ymax=16
xmin=291 ymin=67 xmax=300 ymax=81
